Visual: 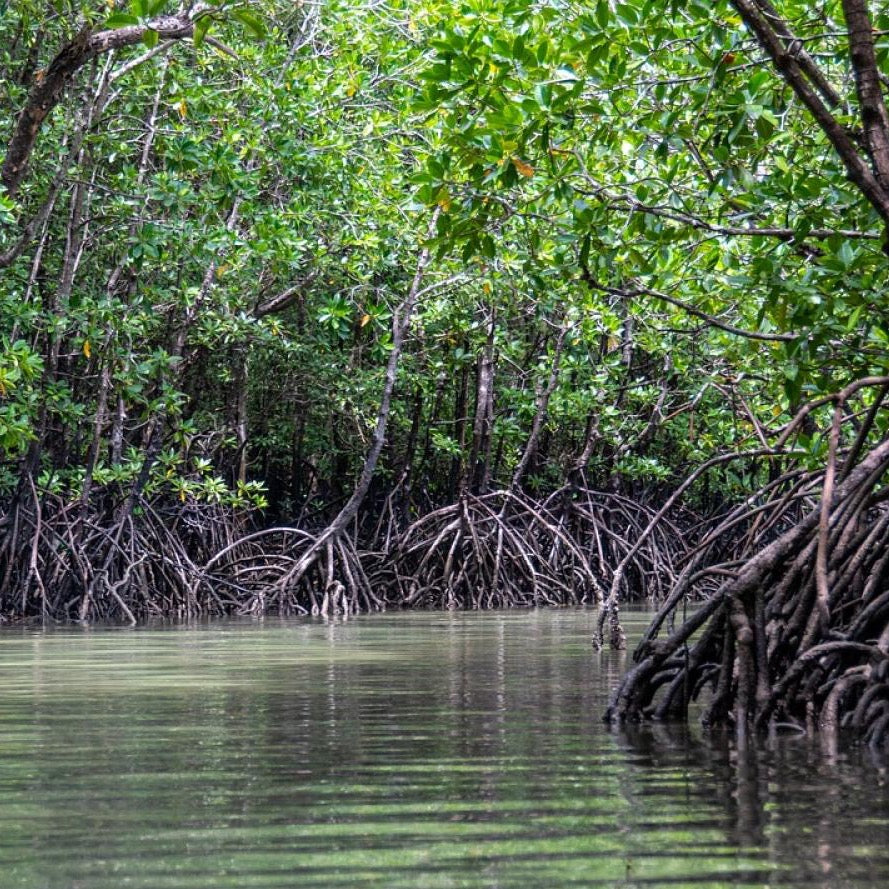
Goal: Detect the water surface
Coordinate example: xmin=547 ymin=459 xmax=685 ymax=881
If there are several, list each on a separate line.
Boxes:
xmin=0 ymin=609 xmax=887 ymax=887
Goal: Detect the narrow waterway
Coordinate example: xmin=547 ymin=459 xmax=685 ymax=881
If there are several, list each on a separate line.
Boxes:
xmin=0 ymin=609 xmax=887 ymax=888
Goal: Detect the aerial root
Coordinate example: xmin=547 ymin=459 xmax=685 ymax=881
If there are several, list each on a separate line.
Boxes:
xmin=1 ymin=483 xmax=690 ymax=626
xmin=543 ymin=486 xmax=684 ymax=603
xmin=0 ymin=489 xmax=245 ymax=622
xmin=385 ymin=487 xmax=684 ymax=611
xmin=605 ymin=434 xmax=889 ymax=748
xmin=385 ymin=490 xmax=590 ymax=608
xmin=199 ymin=526 xmax=383 ymax=617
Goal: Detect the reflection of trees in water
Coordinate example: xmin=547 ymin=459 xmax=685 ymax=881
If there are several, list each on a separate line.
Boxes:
xmin=5 ymin=617 xmax=889 ymax=886
xmin=260 ymin=612 xmax=606 ymax=765
xmin=613 ymin=721 xmax=889 ymax=886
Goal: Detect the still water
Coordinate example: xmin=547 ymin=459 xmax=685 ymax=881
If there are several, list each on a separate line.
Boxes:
xmin=0 ymin=609 xmax=888 ymax=888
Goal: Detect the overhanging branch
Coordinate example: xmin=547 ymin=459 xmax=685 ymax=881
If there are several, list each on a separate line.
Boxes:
xmin=2 ymin=8 xmax=203 ymax=197
xmin=730 ymin=0 xmax=889 ymax=227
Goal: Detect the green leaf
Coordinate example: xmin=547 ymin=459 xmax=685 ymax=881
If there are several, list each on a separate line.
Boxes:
xmin=193 ymin=16 xmax=211 ymax=47
xmin=554 ymin=67 xmax=579 ymax=84
xmin=148 ymin=0 xmax=168 ymax=14
xmin=104 ymin=13 xmax=140 ymax=28
xmin=232 ymin=9 xmax=267 ymax=40
xmin=534 ymin=82 xmax=551 ymax=109
xmin=579 ymin=233 xmax=591 ymax=268
xmin=595 ymin=0 xmax=610 ymax=28
xmin=142 ymin=28 xmax=159 ymax=49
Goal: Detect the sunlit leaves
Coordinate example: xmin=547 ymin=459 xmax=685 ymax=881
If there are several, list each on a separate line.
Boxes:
xmin=105 ymin=13 xmax=140 ymax=28
xmin=5 ymin=0 xmax=887 ymax=510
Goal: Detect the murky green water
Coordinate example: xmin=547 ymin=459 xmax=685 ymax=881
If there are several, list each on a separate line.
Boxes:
xmin=0 ymin=609 xmax=887 ymax=888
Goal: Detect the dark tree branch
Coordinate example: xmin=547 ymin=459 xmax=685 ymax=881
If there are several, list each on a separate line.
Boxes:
xmin=632 ymin=284 xmax=796 ymax=341
xmin=253 ymin=271 xmax=319 ymax=318
xmin=730 ymin=0 xmax=889 ymax=227
xmin=841 ymin=0 xmax=889 ymax=190
xmin=581 ymin=267 xmax=797 ymax=342
xmin=2 ymin=10 xmax=200 ymax=196
xmin=756 ymin=0 xmax=844 ymax=107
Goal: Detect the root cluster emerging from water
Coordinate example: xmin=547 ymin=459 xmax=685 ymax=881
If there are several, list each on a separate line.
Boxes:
xmin=0 ymin=484 xmax=684 ymax=623
xmin=607 ymin=436 xmax=889 ymax=751
xmin=384 ymin=488 xmax=679 ymax=610
xmin=0 ymin=489 xmax=242 ymax=623
xmin=8 ymin=429 xmax=889 ymax=753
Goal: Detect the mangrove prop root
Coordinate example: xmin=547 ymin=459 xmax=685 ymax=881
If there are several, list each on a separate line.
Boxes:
xmin=0 ymin=489 xmax=244 ymax=623
xmin=386 ymin=487 xmax=682 ymax=611
xmin=606 ymin=435 xmax=889 ymax=749
xmin=0 ymin=484 xmax=687 ymax=632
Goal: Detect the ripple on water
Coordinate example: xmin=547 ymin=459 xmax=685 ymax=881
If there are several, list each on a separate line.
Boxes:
xmin=0 ymin=609 xmax=886 ymax=888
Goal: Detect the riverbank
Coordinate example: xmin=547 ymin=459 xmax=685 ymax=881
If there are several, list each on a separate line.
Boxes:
xmin=0 ymin=486 xmax=691 ymax=626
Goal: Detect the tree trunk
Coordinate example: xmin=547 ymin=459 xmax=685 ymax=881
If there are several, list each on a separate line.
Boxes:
xmin=512 ymin=320 xmax=568 ymax=491
xmin=468 ymin=313 xmax=496 ymax=495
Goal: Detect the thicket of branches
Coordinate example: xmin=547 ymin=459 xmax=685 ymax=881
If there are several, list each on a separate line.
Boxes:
xmin=0 ymin=1 xmax=727 ymax=623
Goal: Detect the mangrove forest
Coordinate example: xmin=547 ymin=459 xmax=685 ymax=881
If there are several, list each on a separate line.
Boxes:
xmin=4 ymin=0 xmax=889 ymax=754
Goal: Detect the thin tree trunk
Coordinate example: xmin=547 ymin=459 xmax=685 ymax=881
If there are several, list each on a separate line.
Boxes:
xmin=512 ymin=321 xmax=569 ymax=491
xmin=468 ymin=313 xmax=496 ymax=495
xmin=450 ymin=358 xmax=470 ymax=499
xmin=232 ymin=348 xmax=249 ymax=486
xmin=282 ymin=211 xmax=440 ymax=581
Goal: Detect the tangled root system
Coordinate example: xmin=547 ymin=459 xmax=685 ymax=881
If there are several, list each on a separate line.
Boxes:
xmin=607 ymin=435 xmax=889 ymax=750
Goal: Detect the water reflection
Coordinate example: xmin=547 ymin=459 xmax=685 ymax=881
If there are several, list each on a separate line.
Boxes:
xmin=0 ymin=610 xmax=886 ymax=887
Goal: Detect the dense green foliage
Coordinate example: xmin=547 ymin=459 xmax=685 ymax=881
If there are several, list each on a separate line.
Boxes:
xmin=1 ymin=0 xmax=427 ymax=515
xmin=2 ymin=0 xmax=823 ymax=528
xmin=3 ymin=0 xmax=889 ymax=621
xmin=417 ymin=0 xmax=889 ymax=417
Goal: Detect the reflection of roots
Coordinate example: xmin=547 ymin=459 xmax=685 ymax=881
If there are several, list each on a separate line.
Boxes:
xmin=607 ymin=438 xmax=889 ymax=749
